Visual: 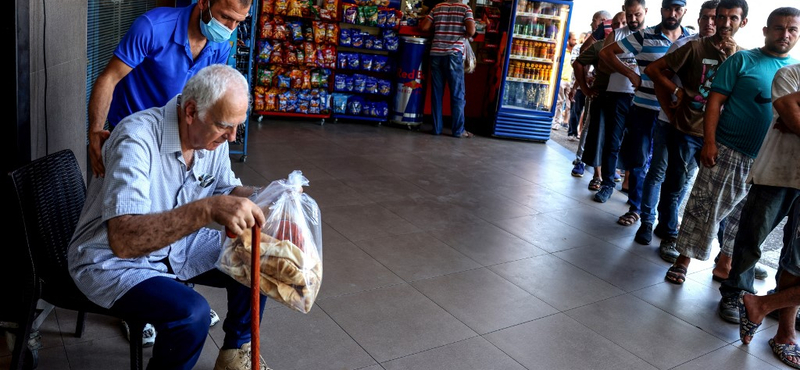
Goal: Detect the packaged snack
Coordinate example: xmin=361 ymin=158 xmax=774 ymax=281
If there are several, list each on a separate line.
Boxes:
xmin=290 ymin=21 xmax=304 ymax=42
xmin=385 ymin=9 xmax=398 ymax=28
xmin=302 ymin=69 xmax=312 ymax=89
xmin=353 ymin=74 xmax=366 ymax=93
xmin=257 ymin=67 xmax=275 ymax=87
xmin=257 ymin=40 xmax=274 ymax=64
xmin=287 ymin=0 xmax=304 ymax=17
xmin=326 ymin=23 xmax=339 ymax=45
xmin=337 ymin=52 xmax=349 ymax=70
xmin=347 ymin=53 xmax=360 ymax=70
xmin=372 ymin=37 xmax=383 ymax=50
xmin=304 ymin=24 xmax=315 ymax=42
xmin=277 ymin=74 xmax=292 ymax=89
xmin=260 ymin=16 xmax=274 ymax=39
xmin=363 ymin=6 xmax=378 ymax=26
xmin=304 ymin=42 xmax=317 ymax=66
xmin=332 ymin=93 xmax=349 ymax=114
xmin=313 ymin=21 xmax=326 ymax=44
xmin=347 ymin=96 xmax=364 ymax=115
xmin=297 ymin=99 xmax=309 ymax=114
xmin=345 ymin=75 xmax=354 ymax=91
xmin=273 ymin=23 xmax=289 ymax=41
xmin=377 ymin=78 xmax=391 ymax=95
xmin=309 ymin=98 xmax=321 ymax=114
xmin=322 ymin=46 xmax=337 ymax=68
xmin=382 ymin=29 xmax=396 ymax=38
xmin=364 ymin=76 xmax=378 ymax=94
xmin=384 ymin=36 xmax=398 ymax=51
xmin=254 ymin=86 xmax=266 ymax=111
xmin=351 ymin=31 xmax=364 ymax=48
xmin=324 ymin=0 xmax=339 ymax=20
xmin=319 ymin=68 xmax=331 ymax=88
xmin=364 ymin=35 xmax=374 ymax=50
xmin=261 ymin=0 xmax=275 ymax=15
xmin=264 ymin=90 xmax=278 ymax=111
xmin=376 ymin=10 xmax=386 ymax=27
xmin=274 ymin=0 xmax=288 ymax=15
xmin=334 ymin=74 xmax=347 ymax=91
xmin=373 ymin=55 xmax=387 ymax=72
xmin=343 ymin=4 xmax=358 ymax=24
xmin=270 ymin=42 xmax=284 ymax=64
xmin=285 ymin=45 xmax=299 ymax=65
xmin=339 ymin=28 xmax=351 ymax=47
xmin=360 ymin=54 xmax=373 ymax=71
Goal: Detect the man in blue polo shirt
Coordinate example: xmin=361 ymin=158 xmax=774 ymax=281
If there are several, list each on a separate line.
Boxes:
xmin=86 ymin=0 xmax=253 ymax=347
xmin=597 ymin=0 xmax=692 ymax=225
xmin=88 ymin=0 xmax=252 ymax=178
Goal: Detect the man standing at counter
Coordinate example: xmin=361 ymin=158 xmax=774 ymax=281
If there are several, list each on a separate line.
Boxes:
xmin=420 ymin=0 xmax=476 ymax=138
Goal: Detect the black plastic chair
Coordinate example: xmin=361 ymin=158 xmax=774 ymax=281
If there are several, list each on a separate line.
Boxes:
xmin=8 ymin=149 xmax=145 ymax=370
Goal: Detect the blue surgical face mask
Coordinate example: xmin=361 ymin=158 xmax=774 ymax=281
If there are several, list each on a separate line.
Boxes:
xmin=200 ymin=2 xmax=235 ymax=43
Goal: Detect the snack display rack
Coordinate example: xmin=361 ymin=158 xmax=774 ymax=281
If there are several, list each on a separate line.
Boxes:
xmin=331 ymin=2 xmax=402 ymax=125
xmin=228 ymin=0 xmax=259 ymax=162
xmin=250 ymin=0 xmax=341 ymax=125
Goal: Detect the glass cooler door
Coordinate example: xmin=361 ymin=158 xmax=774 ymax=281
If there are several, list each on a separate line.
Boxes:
xmin=500 ymin=0 xmax=570 ymax=112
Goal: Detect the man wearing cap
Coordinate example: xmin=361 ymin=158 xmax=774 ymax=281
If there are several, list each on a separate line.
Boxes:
xmin=597 ymin=0 xmax=693 ymax=222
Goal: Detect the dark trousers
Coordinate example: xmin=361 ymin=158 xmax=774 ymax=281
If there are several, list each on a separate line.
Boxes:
xmin=567 ymin=89 xmax=586 ymax=137
xmin=111 ymin=269 xmax=267 ymax=370
xmin=657 ymin=126 xmax=703 ymax=236
xmin=621 ymin=105 xmax=660 ymax=213
xmin=600 ymin=92 xmax=634 ymax=188
xmin=720 ymin=185 xmax=800 ymax=299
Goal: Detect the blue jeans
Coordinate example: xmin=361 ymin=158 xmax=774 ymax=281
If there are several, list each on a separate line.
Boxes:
xmin=640 ymin=120 xmax=669 ymax=223
xmin=621 ymin=106 xmax=659 ymax=213
xmin=600 ymin=92 xmax=634 ymax=188
xmin=111 ymin=268 xmax=267 ymax=370
xmin=657 ymin=126 xmax=702 ymax=236
xmin=568 ymin=89 xmax=586 ymax=137
xmin=720 ymin=185 xmax=800 ymax=299
xmin=430 ymin=54 xmax=466 ymax=137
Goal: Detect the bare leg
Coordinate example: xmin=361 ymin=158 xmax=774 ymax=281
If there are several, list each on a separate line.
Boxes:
xmin=741 ymin=272 xmax=800 ymax=351
xmin=713 ymin=254 xmax=732 ymax=280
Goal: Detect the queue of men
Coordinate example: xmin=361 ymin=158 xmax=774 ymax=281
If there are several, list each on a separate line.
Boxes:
xmin=568 ymin=0 xmax=800 ymax=367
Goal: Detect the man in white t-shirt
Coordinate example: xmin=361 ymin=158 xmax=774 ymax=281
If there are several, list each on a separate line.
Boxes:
xmin=722 ymin=63 xmax=800 ymax=368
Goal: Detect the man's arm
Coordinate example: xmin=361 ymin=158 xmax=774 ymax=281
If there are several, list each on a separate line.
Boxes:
xmin=107 ymin=190 xmax=265 ymax=259
xmin=599 ymin=40 xmax=640 ymax=90
xmin=465 ymin=18 xmax=476 ymax=38
xmin=700 ymin=91 xmax=729 ymax=167
xmin=644 ymin=57 xmax=680 ymax=122
xmin=419 ymin=14 xmax=432 ymax=32
xmin=773 ymin=91 xmax=800 ymax=136
xmin=87 ymin=56 xmax=133 ymax=178
xmin=573 ymin=61 xmax=596 ymax=98
xmin=580 ymin=36 xmax=596 ymax=54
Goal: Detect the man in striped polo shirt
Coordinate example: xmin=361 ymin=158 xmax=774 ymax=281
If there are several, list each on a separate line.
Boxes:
xmin=420 ymin=0 xmax=476 ymax=138
xmin=597 ymin=0 xmax=693 ymax=224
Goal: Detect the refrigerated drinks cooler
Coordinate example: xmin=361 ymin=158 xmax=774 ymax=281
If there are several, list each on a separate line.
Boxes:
xmin=493 ymin=0 xmax=572 ymax=141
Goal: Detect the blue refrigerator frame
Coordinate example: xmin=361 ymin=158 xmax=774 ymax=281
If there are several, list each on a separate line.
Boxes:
xmin=492 ymin=0 xmax=573 ymax=141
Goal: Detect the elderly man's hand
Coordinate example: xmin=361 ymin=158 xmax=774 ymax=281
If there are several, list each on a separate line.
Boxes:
xmin=212 ymin=195 xmax=266 ymax=237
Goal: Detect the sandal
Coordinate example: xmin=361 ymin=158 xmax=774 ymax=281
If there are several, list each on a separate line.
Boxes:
xmin=588 ymin=178 xmax=602 ymax=191
xmin=458 ymin=131 xmax=474 ymax=138
xmin=617 ymin=211 xmax=640 ymax=226
xmin=770 ymin=338 xmax=800 ymax=369
xmin=665 ymin=265 xmax=688 ymax=285
xmin=738 ymin=291 xmax=761 ymax=344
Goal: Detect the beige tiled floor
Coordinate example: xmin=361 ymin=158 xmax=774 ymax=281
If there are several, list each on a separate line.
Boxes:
xmin=0 ymin=120 xmax=787 ymax=369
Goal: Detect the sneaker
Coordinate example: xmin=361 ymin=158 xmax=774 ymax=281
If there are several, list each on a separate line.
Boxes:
xmin=571 ymin=162 xmax=585 ymax=177
xmin=122 ymin=321 xmax=157 ymax=347
xmin=614 ymin=171 xmax=622 ymax=182
xmin=594 ymin=185 xmax=613 ymax=203
xmin=634 ymin=222 xmax=653 ymax=245
xmin=653 ymin=224 xmax=671 ymax=240
xmin=718 ymin=296 xmax=740 ymax=324
xmin=210 ymin=309 xmax=220 ymax=327
xmin=214 ymin=342 xmax=271 ymax=370
xmin=659 ymin=237 xmax=679 ymax=263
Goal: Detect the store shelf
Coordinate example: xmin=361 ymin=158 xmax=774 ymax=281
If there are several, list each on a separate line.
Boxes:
xmin=509 ymin=55 xmax=553 ymax=64
xmin=512 ymin=34 xmax=557 ymax=43
xmin=507 ymin=77 xmax=549 ymax=84
xmin=333 ymin=114 xmax=387 ymax=123
xmin=253 ymin=111 xmax=331 ymax=119
xmin=516 ymin=12 xmax=562 ymax=20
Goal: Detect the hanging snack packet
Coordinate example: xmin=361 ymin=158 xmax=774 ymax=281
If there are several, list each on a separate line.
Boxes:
xmin=217 ymin=171 xmax=323 ymax=314
xmin=324 ymin=0 xmax=339 ymax=20
xmin=345 ymin=75 xmax=354 ymax=91
xmin=364 ymin=76 xmax=378 ymax=94
xmin=363 ymin=6 xmax=378 ymax=26
xmin=351 ymin=31 xmax=364 ymax=48
xmin=353 ymin=74 xmax=366 ymax=93
xmin=347 ymin=53 xmax=360 ymax=70
xmin=326 ymin=23 xmax=339 ymax=45
xmin=377 ymin=78 xmax=391 ymax=95
xmin=360 ymin=54 xmax=373 ymax=71
xmin=262 ymin=0 xmax=275 ymax=14
xmin=313 ymin=21 xmax=327 ymax=44
xmin=343 ymin=4 xmax=358 ymax=24
xmin=364 ymin=35 xmax=374 ymax=50
xmin=373 ymin=55 xmax=387 ymax=71
xmin=347 ymin=96 xmax=364 ymax=115
xmin=334 ymin=74 xmax=347 ymax=91
xmin=339 ymin=28 xmax=351 ymax=47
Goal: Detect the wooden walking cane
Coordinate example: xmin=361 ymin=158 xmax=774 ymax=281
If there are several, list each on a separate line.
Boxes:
xmin=251 ymin=225 xmax=261 ymax=370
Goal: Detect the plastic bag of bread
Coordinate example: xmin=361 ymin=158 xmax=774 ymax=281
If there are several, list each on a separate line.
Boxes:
xmin=216 ymin=170 xmax=323 ymax=313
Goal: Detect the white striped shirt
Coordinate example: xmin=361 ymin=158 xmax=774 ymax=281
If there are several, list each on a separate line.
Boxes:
xmin=426 ymin=2 xmax=474 ymax=56
xmin=618 ymin=24 xmax=693 ymax=110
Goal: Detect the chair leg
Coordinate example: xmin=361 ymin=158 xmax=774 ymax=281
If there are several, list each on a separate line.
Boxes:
xmin=75 ymin=310 xmax=86 ymax=337
xmin=128 ymin=320 xmax=145 ymax=370
xmin=11 ymin=289 xmax=40 ymax=370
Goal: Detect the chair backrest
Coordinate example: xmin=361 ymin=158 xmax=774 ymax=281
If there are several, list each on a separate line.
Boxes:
xmin=10 ymin=149 xmax=86 ymax=293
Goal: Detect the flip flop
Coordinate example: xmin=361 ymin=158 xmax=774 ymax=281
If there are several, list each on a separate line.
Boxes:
xmin=665 ymin=265 xmax=687 ymax=285
xmin=770 ymin=338 xmax=800 ymax=369
xmin=738 ymin=291 xmax=761 ymax=344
